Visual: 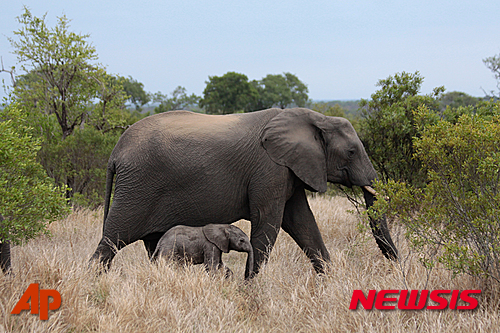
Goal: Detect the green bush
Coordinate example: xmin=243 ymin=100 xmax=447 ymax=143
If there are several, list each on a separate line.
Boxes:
xmin=372 ymin=101 xmax=500 ymax=282
xmin=0 ymin=105 xmax=70 ymax=244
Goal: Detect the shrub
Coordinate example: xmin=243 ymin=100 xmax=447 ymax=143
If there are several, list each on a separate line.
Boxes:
xmin=372 ymin=101 xmax=500 ymax=282
xmin=0 ymin=105 xmax=70 ymax=244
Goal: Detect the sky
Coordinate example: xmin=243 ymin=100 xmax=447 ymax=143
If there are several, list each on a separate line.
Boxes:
xmin=1 ymin=0 xmax=499 ymax=101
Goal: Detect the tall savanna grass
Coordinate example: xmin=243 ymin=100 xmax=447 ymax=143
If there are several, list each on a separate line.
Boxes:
xmin=1 ymin=195 xmax=498 ymax=332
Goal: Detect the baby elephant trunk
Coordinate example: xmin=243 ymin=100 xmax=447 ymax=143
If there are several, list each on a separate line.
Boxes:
xmin=245 ymin=248 xmax=254 ymax=280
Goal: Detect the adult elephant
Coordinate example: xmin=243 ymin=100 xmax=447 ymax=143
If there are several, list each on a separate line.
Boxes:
xmin=91 ymin=108 xmax=397 ymax=277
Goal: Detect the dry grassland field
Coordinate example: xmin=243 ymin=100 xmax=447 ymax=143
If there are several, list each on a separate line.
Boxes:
xmin=1 ymin=195 xmax=499 ymax=332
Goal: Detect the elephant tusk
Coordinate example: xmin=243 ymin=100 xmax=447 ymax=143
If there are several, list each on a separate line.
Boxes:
xmin=363 ymin=186 xmax=389 ymax=201
xmin=363 ymin=186 xmax=378 ymax=196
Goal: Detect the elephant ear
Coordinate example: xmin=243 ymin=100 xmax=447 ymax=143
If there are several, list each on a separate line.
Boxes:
xmin=261 ymin=109 xmax=328 ymax=193
xmin=203 ymin=225 xmax=230 ymax=253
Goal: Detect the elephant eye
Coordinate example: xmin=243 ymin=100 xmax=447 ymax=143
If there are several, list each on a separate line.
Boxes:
xmin=347 ymin=149 xmax=356 ymax=158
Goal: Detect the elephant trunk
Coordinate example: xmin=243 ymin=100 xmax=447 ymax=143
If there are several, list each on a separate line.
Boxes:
xmin=0 ymin=241 xmax=11 ymax=274
xmin=362 ymin=187 xmax=398 ymax=260
xmin=245 ymin=248 xmax=255 ymax=280
xmin=0 ymin=214 xmax=11 ymax=275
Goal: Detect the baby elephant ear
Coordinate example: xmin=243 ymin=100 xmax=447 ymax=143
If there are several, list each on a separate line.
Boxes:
xmin=203 ymin=225 xmax=230 ymax=253
xmin=262 ymin=109 xmax=328 ymax=193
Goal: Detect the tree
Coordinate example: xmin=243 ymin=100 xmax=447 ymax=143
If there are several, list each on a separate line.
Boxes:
xmin=312 ymin=102 xmax=346 ymax=117
xmin=122 ymin=76 xmax=150 ymax=110
xmin=88 ymin=72 xmax=129 ymax=133
xmin=258 ymin=74 xmax=291 ymax=109
xmin=312 ymin=102 xmax=361 ymax=133
xmin=8 ymin=7 xmax=126 ymax=139
xmin=3 ymin=8 xmax=136 ymax=205
xmin=38 ymin=126 xmax=122 ymax=207
xmin=153 ymin=86 xmax=200 ymax=113
xmin=439 ymin=91 xmax=482 ymax=110
xmin=252 ymin=72 xmax=309 ymax=109
xmin=359 ymin=71 xmax=444 ymax=186
xmin=283 ymin=72 xmax=309 ymax=107
xmin=200 ymin=72 xmax=259 ymax=114
xmin=0 ymin=105 xmax=69 ymax=244
xmin=483 ymin=53 xmax=500 ymax=97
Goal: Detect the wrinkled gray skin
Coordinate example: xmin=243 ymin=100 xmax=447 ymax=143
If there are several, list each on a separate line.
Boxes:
xmin=91 ymin=108 xmax=397 ymax=278
xmin=152 ymin=224 xmax=254 ymax=278
xmin=0 ymin=214 xmax=11 ymax=274
xmin=0 ymin=242 xmax=9 ymax=274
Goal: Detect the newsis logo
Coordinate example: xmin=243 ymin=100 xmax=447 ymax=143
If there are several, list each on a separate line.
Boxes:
xmin=11 ymin=283 xmax=61 ymax=320
xmin=350 ymin=290 xmax=481 ymax=310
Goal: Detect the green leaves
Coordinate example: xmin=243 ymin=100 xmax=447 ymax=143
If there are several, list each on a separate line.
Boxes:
xmin=373 ymin=100 xmax=500 ymax=282
xmin=200 ymin=71 xmax=309 ymax=114
xmin=4 ymin=7 xmax=143 ymax=208
xmin=360 ymin=71 xmax=444 ymax=187
xmin=483 ymin=53 xmax=500 ymax=97
xmin=37 ymin=126 xmax=121 ymax=208
xmin=0 ymin=105 xmax=69 ymax=244
xmin=9 ymin=7 xmax=127 ymax=139
xmin=121 ymin=76 xmax=151 ymax=110
xmin=363 ymin=72 xmax=500 ymax=281
xmin=153 ymin=86 xmax=200 ymax=113
xmin=254 ymin=73 xmax=309 ymax=110
xmin=200 ymin=72 xmax=259 ymax=114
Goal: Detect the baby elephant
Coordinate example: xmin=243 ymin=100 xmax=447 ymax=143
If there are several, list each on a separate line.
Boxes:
xmin=152 ymin=224 xmax=254 ymax=278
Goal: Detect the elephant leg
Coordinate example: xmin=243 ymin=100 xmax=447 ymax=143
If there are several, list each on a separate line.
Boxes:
xmin=142 ymin=232 xmax=163 ymax=260
xmin=281 ymin=187 xmax=330 ymax=274
xmin=0 ymin=241 xmax=11 ymax=274
xmin=91 ymin=235 xmax=128 ymax=270
xmin=247 ymin=201 xmax=285 ymax=278
xmin=206 ymin=257 xmax=233 ymax=278
xmin=203 ymin=247 xmax=223 ymax=273
xmin=91 ymin=198 xmax=155 ymax=269
xmin=216 ymin=261 xmax=233 ymax=278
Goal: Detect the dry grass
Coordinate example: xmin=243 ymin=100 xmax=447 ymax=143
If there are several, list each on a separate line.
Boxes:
xmin=1 ymin=195 xmax=499 ymax=332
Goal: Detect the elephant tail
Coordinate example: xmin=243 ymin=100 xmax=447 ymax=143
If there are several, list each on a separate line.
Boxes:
xmin=103 ymin=161 xmax=116 ymax=224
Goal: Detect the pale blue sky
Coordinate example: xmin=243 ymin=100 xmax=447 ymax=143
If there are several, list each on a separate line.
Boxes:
xmin=1 ymin=1 xmax=499 ymax=101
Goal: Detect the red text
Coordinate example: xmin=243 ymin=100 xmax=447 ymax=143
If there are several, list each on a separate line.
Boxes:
xmin=349 ymin=289 xmax=480 ymax=310
xmin=11 ymin=283 xmax=61 ymax=320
